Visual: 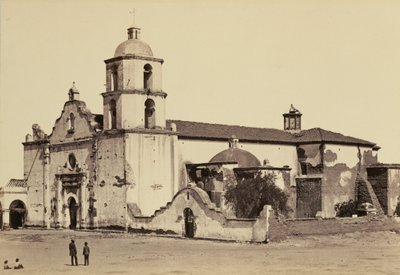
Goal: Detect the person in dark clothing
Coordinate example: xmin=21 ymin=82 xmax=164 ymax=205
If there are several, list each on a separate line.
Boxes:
xmin=69 ymin=239 xmax=78 ymax=266
xmin=83 ymin=242 xmax=90 ymax=266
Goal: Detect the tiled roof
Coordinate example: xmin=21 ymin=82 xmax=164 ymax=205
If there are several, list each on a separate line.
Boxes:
xmin=166 ymin=120 xmax=376 ymax=147
xmin=7 ymin=179 xmax=26 ymax=188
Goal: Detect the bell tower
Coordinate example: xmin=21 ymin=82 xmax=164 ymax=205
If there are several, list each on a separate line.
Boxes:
xmin=102 ymin=24 xmax=166 ymax=130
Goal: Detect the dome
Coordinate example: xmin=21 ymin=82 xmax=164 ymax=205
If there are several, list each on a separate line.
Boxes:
xmin=209 ymin=148 xmax=261 ymax=168
xmin=114 ymin=39 xmax=153 ymax=57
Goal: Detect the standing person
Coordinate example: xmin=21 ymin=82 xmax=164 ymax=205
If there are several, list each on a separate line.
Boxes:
xmin=83 ymin=242 xmax=90 ymax=266
xmin=69 ymin=239 xmax=78 ymax=266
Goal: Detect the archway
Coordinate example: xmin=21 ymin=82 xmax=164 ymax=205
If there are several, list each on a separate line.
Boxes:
xmin=183 ymin=208 xmax=196 ymax=238
xmin=68 ymin=197 xmax=78 ymax=229
xmin=9 ymin=200 xmax=26 ymax=229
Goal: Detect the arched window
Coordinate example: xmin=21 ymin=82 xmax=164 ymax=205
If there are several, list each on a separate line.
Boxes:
xmin=109 ymin=99 xmax=117 ymax=129
xmin=143 ymin=64 xmax=153 ymax=90
xmin=68 ymin=113 xmax=75 ymax=133
xmin=144 ymin=99 xmax=156 ymax=129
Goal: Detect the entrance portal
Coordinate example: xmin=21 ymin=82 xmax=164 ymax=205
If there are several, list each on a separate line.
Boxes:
xmin=9 ymin=200 xmax=26 ymax=229
xmin=183 ymin=208 xmax=196 ymax=238
xmin=68 ymin=197 xmax=78 ymax=229
xmin=296 ymin=178 xmax=322 ymax=218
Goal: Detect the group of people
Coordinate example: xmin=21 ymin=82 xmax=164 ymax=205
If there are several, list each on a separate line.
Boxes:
xmin=69 ymin=240 xmax=90 ymax=266
xmin=4 ymin=240 xmax=90 ymax=270
xmin=3 ymin=258 xmax=23 ymax=270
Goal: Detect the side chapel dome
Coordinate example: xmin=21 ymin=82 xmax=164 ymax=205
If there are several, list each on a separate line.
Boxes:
xmin=209 ymin=148 xmax=261 ymax=168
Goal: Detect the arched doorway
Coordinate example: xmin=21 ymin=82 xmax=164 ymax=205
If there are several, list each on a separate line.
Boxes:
xmin=9 ymin=200 xmax=26 ymax=229
xmin=183 ymin=208 xmax=196 ymax=238
xmin=68 ymin=197 xmax=78 ymax=229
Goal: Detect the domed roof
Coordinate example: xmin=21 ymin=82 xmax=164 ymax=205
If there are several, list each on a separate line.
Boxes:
xmin=209 ymin=148 xmax=261 ymax=168
xmin=114 ymin=39 xmax=153 ymax=57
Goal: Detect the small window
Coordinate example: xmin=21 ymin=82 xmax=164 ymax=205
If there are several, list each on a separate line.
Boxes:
xmin=68 ymin=113 xmax=75 ymax=133
xmin=143 ymin=64 xmax=153 ymax=90
xmin=68 ymin=153 xmax=76 ymax=170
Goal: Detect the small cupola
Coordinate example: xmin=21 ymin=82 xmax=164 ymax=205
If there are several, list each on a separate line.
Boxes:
xmin=283 ymin=104 xmax=302 ymax=133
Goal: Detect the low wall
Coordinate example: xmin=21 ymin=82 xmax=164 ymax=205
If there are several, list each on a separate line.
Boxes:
xmin=268 ymin=214 xmax=400 ymax=241
xmin=128 ymin=187 xmax=272 ymax=242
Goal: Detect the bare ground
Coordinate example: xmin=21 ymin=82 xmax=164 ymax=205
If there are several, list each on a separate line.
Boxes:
xmin=0 ymin=229 xmax=399 ymax=275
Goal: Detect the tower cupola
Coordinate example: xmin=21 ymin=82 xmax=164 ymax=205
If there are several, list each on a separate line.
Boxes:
xmin=283 ymin=104 xmax=302 ymax=133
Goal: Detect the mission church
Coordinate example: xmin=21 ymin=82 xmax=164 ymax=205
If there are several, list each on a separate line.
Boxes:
xmin=1 ymin=23 xmax=399 ymax=241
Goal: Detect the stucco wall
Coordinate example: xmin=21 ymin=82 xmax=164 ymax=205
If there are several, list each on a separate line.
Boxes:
xmin=24 ymin=143 xmax=46 ymax=225
xmin=125 ymin=132 xmax=177 ymax=216
xmin=96 ymin=135 xmax=127 ymax=227
xmin=128 ymin=187 xmax=271 ymax=242
xmin=323 ymin=144 xmax=377 ymax=217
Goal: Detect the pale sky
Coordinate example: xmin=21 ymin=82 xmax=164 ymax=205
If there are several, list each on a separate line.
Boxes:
xmin=1 ymin=0 xmax=400 ymax=186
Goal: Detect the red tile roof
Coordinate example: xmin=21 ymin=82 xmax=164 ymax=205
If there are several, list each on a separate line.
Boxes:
xmin=167 ymin=120 xmax=376 ymax=147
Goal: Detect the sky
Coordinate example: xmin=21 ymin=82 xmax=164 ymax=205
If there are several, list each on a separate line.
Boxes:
xmin=1 ymin=0 xmax=400 ymax=186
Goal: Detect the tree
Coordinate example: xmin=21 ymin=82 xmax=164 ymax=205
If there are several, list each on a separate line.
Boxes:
xmin=224 ymin=172 xmax=289 ymax=218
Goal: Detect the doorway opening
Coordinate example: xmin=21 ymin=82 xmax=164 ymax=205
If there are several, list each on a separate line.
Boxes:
xmin=68 ymin=197 xmax=78 ymax=229
xmin=9 ymin=200 xmax=26 ymax=229
xmin=183 ymin=208 xmax=196 ymax=238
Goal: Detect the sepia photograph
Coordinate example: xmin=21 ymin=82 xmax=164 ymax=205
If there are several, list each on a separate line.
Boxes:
xmin=0 ymin=0 xmax=400 ymax=274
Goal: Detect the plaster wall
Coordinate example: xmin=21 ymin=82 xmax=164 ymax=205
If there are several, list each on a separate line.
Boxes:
xmin=322 ymin=144 xmax=376 ymax=217
xmin=119 ymin=93 xmax=166 ymax=129
xmin=121 ymin=59 xmax=163 ymax=91
xmin=128 ymin=188 xmax=271 ymax=242
xmin=125 ymin=132 xmax=177 ymax=216
xmin=24 ymin=143 xmax=46 ymax=225
xmin=96 ymin=135 xmax=127 ymax=227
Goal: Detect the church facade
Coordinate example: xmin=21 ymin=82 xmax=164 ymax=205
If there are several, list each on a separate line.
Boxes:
xmin=4 ymin=23 xmax=398 ymax=240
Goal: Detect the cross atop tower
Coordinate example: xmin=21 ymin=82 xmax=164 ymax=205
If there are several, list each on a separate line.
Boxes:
xmin=129 ymin=8 xmax=135 ymax=27
xmin=127 ymin=9 xmax=141 ymax=39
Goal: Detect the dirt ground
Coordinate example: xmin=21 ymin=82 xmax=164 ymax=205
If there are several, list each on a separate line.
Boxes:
xmin=0 ymin=229 xmax=399 ymax=275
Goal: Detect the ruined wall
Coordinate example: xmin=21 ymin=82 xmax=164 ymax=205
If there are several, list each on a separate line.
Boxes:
xmin=128 ymin=187 xmax=271 ymax=242
xmin=24 ymin=142 xmax=46 ymax=225
xmin=323 ymin=144 xmax=377 ymax=218
xmin=96 ymin=135 xmax=126 ymax=227
xmin=297 ymin=144 xmax=323 ymax=175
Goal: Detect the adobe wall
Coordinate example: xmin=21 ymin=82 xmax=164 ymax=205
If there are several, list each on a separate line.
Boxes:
xmin=95 ymin=135 xmax=127 ymax=227
xmin=322 ymin=144 xmax=377 ymax=217
xmin=24 ymin=142 xmax=46 ymax=225
xmin=128 ymin=187 xmax=271 ymax=242
xmin=125 ymin=132 xmax=178 ymax=216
